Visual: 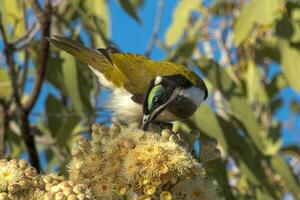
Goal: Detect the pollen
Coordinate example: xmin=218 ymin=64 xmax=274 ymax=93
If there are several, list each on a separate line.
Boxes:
xmin=160 ymin=191 xmax=172 ymax=200
xmin=143 ymin=185 xmax=156 ymax=195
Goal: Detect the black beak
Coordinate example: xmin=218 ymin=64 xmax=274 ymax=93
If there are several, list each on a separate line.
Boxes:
xmin=142 ymin=114 xmax=151 ymax=131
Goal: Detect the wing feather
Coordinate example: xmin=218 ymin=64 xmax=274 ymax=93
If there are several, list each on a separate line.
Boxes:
xmin=49 ymin=36 xmax=204 ymax=97
xmin=111 ymin=53 xmax=202 ymax=95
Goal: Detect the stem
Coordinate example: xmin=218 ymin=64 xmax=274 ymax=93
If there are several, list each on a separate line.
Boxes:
xmin=24 ymin=0 xmax=52 ymax=114
xmin=0 ymin=102 xmax=8 ymax=158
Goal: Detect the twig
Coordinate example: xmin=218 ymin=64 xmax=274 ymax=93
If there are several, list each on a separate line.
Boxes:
xmin=0 ymin=101 xmax=8 ymax=158
xmin=20 ymin=2 xmax=30 ymax=96
xmin=144 ymin=0 xmax=164 ymax=57
xmin=24 ymin=0 xmax=52 ymax=114
xmin=21 ymin=0 xmax=51 ymax=171
xmin=13 ymin=23 xmax=40 ymax=51
xmin=29 ymin=0 xmax=46 ymax=24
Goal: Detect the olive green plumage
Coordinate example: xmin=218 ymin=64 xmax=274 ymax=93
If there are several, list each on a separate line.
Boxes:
xmin=48 ymin=36 xmax=205 ymax=97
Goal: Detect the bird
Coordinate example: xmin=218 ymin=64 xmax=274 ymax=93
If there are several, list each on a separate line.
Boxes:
xmin=48 ymin=36 xmax=208 ymax=131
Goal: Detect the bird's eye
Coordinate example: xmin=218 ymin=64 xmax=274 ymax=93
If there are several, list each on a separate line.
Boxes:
xmin=147 ymin=85 xmax=165 ymax=111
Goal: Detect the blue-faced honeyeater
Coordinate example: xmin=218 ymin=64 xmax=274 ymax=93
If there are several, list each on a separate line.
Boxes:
xmin=48 ymin=36 xmax=208 ymax=131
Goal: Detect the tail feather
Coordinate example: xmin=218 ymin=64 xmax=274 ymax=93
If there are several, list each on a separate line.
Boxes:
xmin=48 ymin=35 xmax=124 ymax=87
xmin=48 ymin=35 xmax=112 ymax=72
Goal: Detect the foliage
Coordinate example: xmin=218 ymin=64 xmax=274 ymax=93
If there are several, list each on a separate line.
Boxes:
xmin=0 ymin=0 xmax=300 ymax=200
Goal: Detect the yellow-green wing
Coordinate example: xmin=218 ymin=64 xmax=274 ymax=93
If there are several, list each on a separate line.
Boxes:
xmin=111 ymin=53 xmax=202 ymax=95
xmin=49 ymin=36 xmax=202 ymax=97
xmin=48 ymin=36 xmax=125 ymax=87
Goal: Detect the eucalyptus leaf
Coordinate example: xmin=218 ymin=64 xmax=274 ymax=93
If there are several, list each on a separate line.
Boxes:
xmin=245 ymin=60 xmax=268 ymax=104
xmin=83 ymin=0 xmax=111 ymax=47
xmin=118 ymin=0 xmax=142 ymax=24
xmin=61 ymin=52 xmax=88 ymax=117
xmin=279 ymin=40 xmax=300 ymax=93
xmin=45 ymin=94 xmax=63 ymax=137
xmin=0 ymin=68 xmax=12 ymax=98
xmin=165 ymin=0 xmax=200 ymax=46
xmin=271 ymin=155 xmax=300 ymax=198
xmin=197 ymin=58 xmax=266 ymax=152
xmin=234 ymin=0 xmax=283 ymax=45
xmin=0 ymin=0 xmax=25 ymax=40
xmin=189 ymin=103 xmax=228 ymax=150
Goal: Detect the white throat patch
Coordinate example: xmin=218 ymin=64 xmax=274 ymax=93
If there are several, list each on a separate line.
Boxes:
xmin=178 ymin=86 xmax=206 ymax=107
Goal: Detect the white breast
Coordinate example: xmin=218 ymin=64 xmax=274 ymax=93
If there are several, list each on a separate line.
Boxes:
xmin=89 ymin=65 xmax=143 ymax=127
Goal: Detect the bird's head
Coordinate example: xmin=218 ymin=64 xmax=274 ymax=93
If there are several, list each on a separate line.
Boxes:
xmin=142 ymin=74 xmax=208 ymax=131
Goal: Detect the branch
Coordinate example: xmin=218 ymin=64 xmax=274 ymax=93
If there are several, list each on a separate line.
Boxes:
xmin=24 ymin=0 xmax=52 ymax=114
xmin=29 ymin=0 xmax=46 ymax=24
xmin=144 ymin=0 xmax=164 ymax=57
xmin=13 ymin=23 xmax=40 ymax=51
xmin=0 ymin=101 xmax=8 ymax=158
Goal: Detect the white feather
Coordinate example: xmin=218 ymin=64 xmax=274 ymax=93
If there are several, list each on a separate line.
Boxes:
xmin=179 ymin=86 xmax=205 ymax=107
xmin=107 ymin=89 xmax=142 ymax=128
xmin=154 ymin=76 xmax=162 ymax=85
xmin=88 ymin=65 xmax=116 ymax=89
xmin=89 ymin=65 xmax=142 ymax=127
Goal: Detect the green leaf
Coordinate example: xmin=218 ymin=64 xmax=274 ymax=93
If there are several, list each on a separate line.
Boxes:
xmin=206 ymin=159 xmax=236 ymax=200
xmin=239 ymin=159 xmax=260 ymax=185
xmin=290 ymin=100 xmax=300 ymax=113
xmin=292 ymin=8 xmax=300 ymax=21
xmin=279 ymin=40 xmax=300 ymax=93
xmin=254 ymin=0 xmax=283 ymax=25
xmin=271 ymin=155 xmax=300 ymax=198
xmin=276 ymin=16 xmax=300 ymax=43
xmin=245 ymin=60 xmax=268 ymax=104
xmin=46 ymin=53 xmax=67 ymax=95
xmin=0 ymin=0 xmax=25 ymax=40
xmin=255 ymin=188 xmax=274 ymax=200
xmin=0 ymin=68 xmax=12 ymax=98
xmin=197 ymin=59 xmax=266 ymax=152
xmin=256 ymin=37 xmax=281 ymax=62
xmin=61 ymin=52 xmax=88 ymax=117
xmin=275 ymin=16 xmax=294 ymax=39
xmin=230 ymin=97 xmax=265 ymax=152
xmin=45 ymin=94 xmax=63 ymax=137
xmin=190 ymin=106 xmax=279 ymax=198
xmin=265 ymin=74 xmax=287 ymax=98
xmin=233 ymin=2 xmax=256 ymax=46
xmin=56 ymin=115 xmax=80 ymax=146
xmin=165 ymin=0 xmax=200 ymax=46
xmin=83 ymin=0 xmax=111 ymax=47
xmin=130 ymin=0 xmax=144 ymax=8
xmin=118 ymin=0 xmax=142 ymax=24
xmin=169 ymin=38 xmax=197 ymax=63
xmin=234 ymin=0 xmax=283 ymax=45
xmin=188 ymin=103 xmax=228 ymax=150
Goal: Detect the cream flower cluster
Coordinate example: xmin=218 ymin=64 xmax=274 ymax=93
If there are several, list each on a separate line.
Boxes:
xmin=0 ymin=123 xmax=218 ymax=200
xmin=68 ymin=123 xmax=218 ymax=200
xmin=0 ymin=159 xmax=92 ymax=199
